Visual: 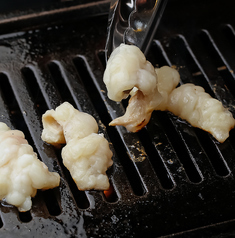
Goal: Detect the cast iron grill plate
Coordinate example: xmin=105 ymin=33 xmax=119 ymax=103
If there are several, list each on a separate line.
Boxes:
xmin=0 ymin=0 xmax=235 ymax=237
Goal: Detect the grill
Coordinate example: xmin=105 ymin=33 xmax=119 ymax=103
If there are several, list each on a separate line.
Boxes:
xmin=0 ymin=0 xmax=235 ymax=237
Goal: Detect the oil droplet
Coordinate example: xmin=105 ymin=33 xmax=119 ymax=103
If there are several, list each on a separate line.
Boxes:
xmin=111 ymin=215 xmax=119 ymax=224
xmin=167 ymin=159 xmax=173 ymax=164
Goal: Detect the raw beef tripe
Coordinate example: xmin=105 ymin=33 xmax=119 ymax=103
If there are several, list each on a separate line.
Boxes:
xmin=0 ymin=122 xmax=60 ymax=212
xmin=108 ymin=65 xmax=180 ymax=131
xmin=103 ymin=43 xmax=235 ymax=143
xmin=166 ymin=84 xmax=235 ymax=143
xmin=41 ymin=102 xmax=113 ymax=190
xmin=104 ymin=43 xmax=162 ymax=131
xmin=62 ymin=133 xmax=113 ymax=190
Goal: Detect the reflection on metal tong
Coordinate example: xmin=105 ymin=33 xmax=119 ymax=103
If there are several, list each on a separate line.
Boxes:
xmin=105 ymin=0 xmax=168 ymax=62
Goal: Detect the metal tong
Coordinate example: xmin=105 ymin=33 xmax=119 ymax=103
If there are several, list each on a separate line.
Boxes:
xmin=105 ymin=0 xmax=168 ymax=62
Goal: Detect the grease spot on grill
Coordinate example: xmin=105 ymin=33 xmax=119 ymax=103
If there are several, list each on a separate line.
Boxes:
xmin=198 ymin=193 xmax=204 ymax=200
xmin=85 ymin=192 xmax=96 ymax=210
xmin=128 ymin=141 xmax=146 ymax=162
xmin=167 ymin=159 xmax=174 ymax=164
xmin=1 ymin=200 xmax=13 ymax=209
xmin=155 ymin=142 xmax=163 ymax=146
xmin=111 ymin=215 xmax=119 ymax=224
xmin=177 ymin=167 xmax=184 ymax=173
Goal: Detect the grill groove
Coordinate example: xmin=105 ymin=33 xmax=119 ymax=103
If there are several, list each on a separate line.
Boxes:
xmin=137 ymin=127 xmax=175 ymax=190
xmin=0 ymin=216 xmax=3 ymax=229
xmin=42 ymin=189 xmax=62 ymax=216
xmin=0 ymin=73 xmax=20 ymax=129
xmin=18 ymin=211 xmax=32 ymax=223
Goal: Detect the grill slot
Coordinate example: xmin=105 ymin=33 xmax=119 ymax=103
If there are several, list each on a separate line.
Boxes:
xmin=27 ymin=64 xmax=63 ymax=109
xmin=0 ymin=217 xmax=3 ymax=229
xmin=222 ymin=24 xmax=235 ymax=55
xmin=103 ymin=183 xmax=118 ymax=203
xmin=163 ymin=35 xmax=214 ymax=94
xmin=0 ymin=73 xmax=19 ymax=125
xmin=18 ymin=211 xmax=32 ymax=223
xmin=21 ymin=67 xmax=48 ymax=116
xmin=198 ymin=30 xmax=235 ymax=101
xmin=0 ymin=73 xmax=15 ymax=127
xmin=193 ymin=128 xmax=231 ymax=177
xmin=66 ymin=170 xmax=91 ymax=209
xmin=47 ymin=61 xmax=77 ymax=108
xmin=155 ymin=112 xmax=203 ymax=183
xmin=72 ymin=56 xmax=112 ymax=123
xmin=42 ymin=189 xmax=62 ymax=216
xmin=151 ymin=40 xmax=173 ymax=67
xmin=137 ymin=127 xmax=175 ymax=190
xmin=178 ymin=29 xmax=235 ymax=110
xmin=0 ymin=73 xmax=36 ymax=149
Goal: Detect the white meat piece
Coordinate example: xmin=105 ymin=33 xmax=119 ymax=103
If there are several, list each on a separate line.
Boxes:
xmin=0 ymin=122 xmax=60 ymax=212
xmin=109 ymin=65 xmax=180 ymax=132
xmin=62 ymin=133 xmax=113 ymax=190
xmin=41 ymin=102 xmax=113 ymax=190
xmin=155 ymin=66 xmax=181 ymax=110
xmin=104 ymin=43 xmax=163 ymax=132
xmin=103 ymin=43 xmax=162 ymax=104
xmin=41 ymin=102 xmax=98 ymax=146
xmin=167 ymin=83 xmax=235 ymax=143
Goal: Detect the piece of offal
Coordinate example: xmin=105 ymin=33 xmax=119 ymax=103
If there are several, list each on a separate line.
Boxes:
xmin=104 ymin=43 xmax=162 ymax=132
xmin=41 ymin=102 xmax=113 ymax=190
xmin=0 ymin=122 xmax=60 ymax=212
xmin=103 ymin=44 xmax=235 ymax=143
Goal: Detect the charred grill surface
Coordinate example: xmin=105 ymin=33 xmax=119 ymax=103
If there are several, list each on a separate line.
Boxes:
xmin=0 ymin=0 xmax=235 ymax=237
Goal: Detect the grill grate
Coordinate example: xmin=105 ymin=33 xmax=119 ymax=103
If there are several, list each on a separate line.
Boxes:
xmin=0 ymin=0 xmax=235 ymax=237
